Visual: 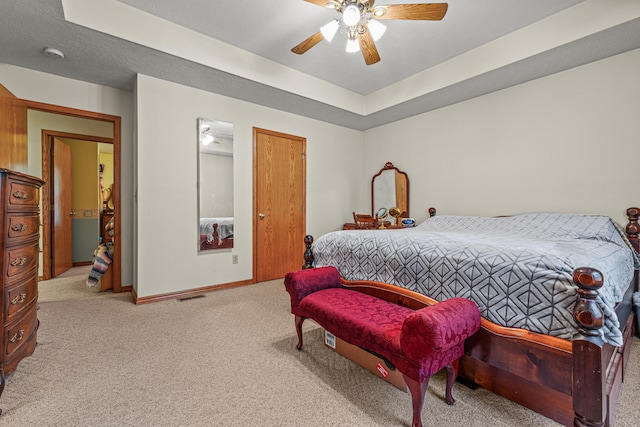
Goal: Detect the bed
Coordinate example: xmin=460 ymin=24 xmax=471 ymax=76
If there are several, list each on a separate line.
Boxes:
xmin=199 ymin=217 xmax=233 ymax=250
xmin=302 ymin=208 xmax=640 ymax=427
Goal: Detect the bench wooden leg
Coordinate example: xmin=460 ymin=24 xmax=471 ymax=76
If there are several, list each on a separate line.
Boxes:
xmin=445 ymin=360 xmax=459 ymax=405
xmin=295 ymin=315 xmax=306 ymax=350
xmin=402 ymin=374 xmax=429 ymax=427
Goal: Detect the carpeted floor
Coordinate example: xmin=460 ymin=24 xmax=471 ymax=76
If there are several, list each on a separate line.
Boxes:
xmin=1 ymin=271 xmax=639 ymax=426
xmin=37 ymin=265 xmax=101 ymax=302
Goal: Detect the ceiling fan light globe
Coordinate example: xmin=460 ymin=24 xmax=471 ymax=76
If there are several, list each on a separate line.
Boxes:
xmin=372 ymin=7 xmax=386 ymax=18
xmin=368 ymin=19 xmax=386 ymax=41
xmin=343 ymin=3 xmax=361 ymax=27
xmin=202 ymin=134 xmax=214 ymax=146
xmin=320 ymin=20 xmax=339 ymax=42
xmin=346 ymin=38 xmax=360 ymax=53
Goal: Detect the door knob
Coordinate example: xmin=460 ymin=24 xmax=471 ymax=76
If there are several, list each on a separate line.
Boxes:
xmin=259 ymin=213 xmax=266 ymax=220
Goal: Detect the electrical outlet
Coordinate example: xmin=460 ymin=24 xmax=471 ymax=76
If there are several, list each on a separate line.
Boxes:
xmin=232 ymin=254 xmax=238 ymax=264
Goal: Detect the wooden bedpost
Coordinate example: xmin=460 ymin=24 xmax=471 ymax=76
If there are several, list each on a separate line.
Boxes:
xmin=625 ymin=207 xmax=640 ymax=253
xmin=572 ymin=267 xmax=607 ymax=427
xmin=572 ymin=267 xmax=604 ymax=337
xmin=302 ymin=235 xmax=314 ymax=269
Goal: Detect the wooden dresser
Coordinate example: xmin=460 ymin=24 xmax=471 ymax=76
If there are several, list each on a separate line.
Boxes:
xmin=0 ymin=169 xmax=43 ymax=412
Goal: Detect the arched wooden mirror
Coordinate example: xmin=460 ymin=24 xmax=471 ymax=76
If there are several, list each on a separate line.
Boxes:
xmin=371 ymin=162 xmax=409 ymax=224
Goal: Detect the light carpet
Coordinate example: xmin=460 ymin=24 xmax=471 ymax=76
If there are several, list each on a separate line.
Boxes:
xmin=0 ymin=272 xmax=638 ymax=426
xmin=37 ymin=265 xmax=101 ymax=302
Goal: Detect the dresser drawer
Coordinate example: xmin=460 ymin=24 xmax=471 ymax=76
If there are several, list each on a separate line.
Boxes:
xmin=6 ymin=179 xmax=40 ymax=209
xmin=4 ymin=243 xmax=39 ymax=283
xmin=6 ymin=213 xmax=40 ymax=243
xmin=4 ymin=305 xmax=38 ymax=359
xmin=4 ymin=276 xmax=38 ymax=324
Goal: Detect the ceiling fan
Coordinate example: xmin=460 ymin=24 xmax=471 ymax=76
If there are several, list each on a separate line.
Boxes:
xmin=292 ymin=1 xmax=448 ymax=65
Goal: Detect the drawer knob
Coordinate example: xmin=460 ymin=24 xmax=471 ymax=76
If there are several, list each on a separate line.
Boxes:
xmin=12 ymin=190 xmax=28 ymax=200
xmin=10 ymin=293 xmax=27 ymax=305
xmin=11 ymin=223 xmax=27 ymax=232
xmin=10 ymin=329 xmax=25 ymax=343
xmin=10 ymin=256 xmax=28 ymax=266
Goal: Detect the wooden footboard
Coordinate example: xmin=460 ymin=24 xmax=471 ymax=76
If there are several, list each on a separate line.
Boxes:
xmin=301 ymin=207 xmax=640 ymax=427
xmin=459 ymin=267 xmax=636 ymax=427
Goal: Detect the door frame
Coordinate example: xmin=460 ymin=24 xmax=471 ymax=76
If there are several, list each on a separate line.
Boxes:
xmin=26 ymin=100 xmax=123 ymax=292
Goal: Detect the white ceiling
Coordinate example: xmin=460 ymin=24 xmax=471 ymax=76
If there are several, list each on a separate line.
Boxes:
xmin=1 ymin=0 xmax=639 ymax=130
xmin=115 ymin=0 xmax=583 ymax=95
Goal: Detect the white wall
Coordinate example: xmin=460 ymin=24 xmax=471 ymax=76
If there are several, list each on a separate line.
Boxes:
xmin=135 ymin=75 xmax=363 ymax=298
xmin=0 ymin=64 xmax=135 ymax=286
xmin=364 ymin=49 xmax=640 ymax=227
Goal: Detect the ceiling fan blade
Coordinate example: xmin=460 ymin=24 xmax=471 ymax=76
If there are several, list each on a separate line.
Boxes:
xmin=374 ymin=3 xmax=448 ymax=20
xmin=291 ymin=31 xmax=325 ymax=55
xmin=304 ymin=0 xmax=336 ymax=8
xmin=358 ymin=26 xmax=380 ymax=65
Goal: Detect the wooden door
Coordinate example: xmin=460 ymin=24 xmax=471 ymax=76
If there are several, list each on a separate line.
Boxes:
xmin=52 ymin=137 xmax=73 ymax=277
xmin=254 ymin=128 xmax=306 ymax=282
xmin=0 ymin=83 xmax=27 ymax=172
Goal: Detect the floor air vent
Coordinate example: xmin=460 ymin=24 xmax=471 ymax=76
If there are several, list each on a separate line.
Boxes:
xmin=177 ymin=295 xmax=205 ymax=302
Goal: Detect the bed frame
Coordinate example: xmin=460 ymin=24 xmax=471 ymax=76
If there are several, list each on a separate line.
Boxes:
xmin=199 ymin=223 xmax=233 ymax=250
xmin=301 ymin=207 xmax=640 ymax=427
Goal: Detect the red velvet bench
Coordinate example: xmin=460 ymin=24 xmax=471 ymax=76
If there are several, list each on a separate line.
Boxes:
xmin=284 ymin=266 xmax=481 ymax=427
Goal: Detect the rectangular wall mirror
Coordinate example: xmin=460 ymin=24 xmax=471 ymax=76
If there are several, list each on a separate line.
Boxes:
xmin=198 ymin=117 xmax=234 ymax=251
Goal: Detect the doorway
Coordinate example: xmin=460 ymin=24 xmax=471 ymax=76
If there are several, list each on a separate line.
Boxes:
xmin=27 ymin=101 xmax=123 ymax=292
xmin=42 ymin=131 xmax=114 ymax=281
xmin=253 ymin=128 xmax=306 ymax=282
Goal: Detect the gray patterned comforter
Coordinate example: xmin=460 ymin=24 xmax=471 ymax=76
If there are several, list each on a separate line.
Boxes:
xmin=313 ymin=213 xmax=638 ymax=346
